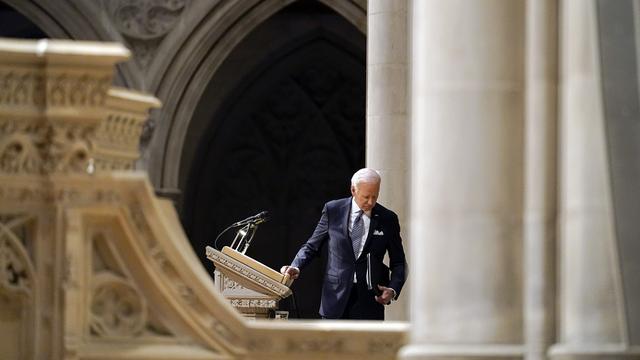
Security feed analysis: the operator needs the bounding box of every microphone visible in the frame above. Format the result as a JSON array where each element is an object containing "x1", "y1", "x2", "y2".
[{"x1": 232, "y1": 211, "x2": 269, "y2": 227}]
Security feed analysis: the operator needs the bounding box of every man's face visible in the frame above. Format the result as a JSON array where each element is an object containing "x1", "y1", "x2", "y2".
[{"x1": 351, "y1": 181, "x2": 380, "y2": 213}]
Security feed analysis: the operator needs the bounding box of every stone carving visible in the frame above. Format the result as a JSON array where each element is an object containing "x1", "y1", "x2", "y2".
[
  {"x1": 94, "y1": 88, "x2": 160, "y2": 171},
  {"x1": 0, "y1": 69, "x2": 113, "y2": 175},
  {"x1": 245, "y1": 334, "x2": 405, "y2": 357},
  {"x1": 206, "y1": 247, "x2": 291, "y2": 297},
  {"x1": 0, "y1": 215, "x2": 34, "y2": 297},
  {"x1": 90, "y1": 272, "x2": 147, "y2": 337},
  {"x1": 48, "y1": 122, "x2": 94, "y2": 173},
  {"x1": 0, "y1": 122, "x2": 93, "y2": 175},
  {"x1": 0, "y1": 215, "x2": 35, "y2": 360},
  {"x1": 0, "y1": 182, "x2": 121, "y2": 205},
  {"x1": 0, "y1": 71, "x2": 110, "y2": 108},
  {"x1": 47, "y1": 74, "x2": 111, "y2": 108},
  {"x1": 0, "y1": 122, "x2": 47, "y2": 174},
  {"x1": 223, "y1": 276, "x2": 242, "y2": 290},
  {"x1": 0, "y1": 71, "x2": 44, "y2": 107},
  {"x1": 106, "y1": 0, "x2": 191, "y2": 67},
  {"x1": 109, "y1": 0, "x2": 189, "y2": 40},
  {"x1": 125, "y1": 203, "x2": 242, "y2": 343},
  {"x1": 96, "y1": 114, "x2": 144, "y2": 152},
  {"x1": 229, "y1": 298, "x2": 276, "y2": 308}
]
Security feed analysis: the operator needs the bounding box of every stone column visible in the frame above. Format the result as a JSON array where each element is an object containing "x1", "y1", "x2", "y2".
[
  {"x1": 523, "y1": 1, "x2": 558, "y2": 359},
  {"x1": 548, "y1": 1, "x2": 633, "y2": 358},
  {"x1": 400, "y1": 1, "x2": 525, "y2": 358},
  {"x1": 366, "y1": 0, "x2": 409, "y2": 321}
]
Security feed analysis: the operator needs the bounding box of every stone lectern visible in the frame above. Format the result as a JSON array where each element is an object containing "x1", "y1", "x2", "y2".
[{"x1": 206, "y1": 246, "x2": 293, "y2": 318}]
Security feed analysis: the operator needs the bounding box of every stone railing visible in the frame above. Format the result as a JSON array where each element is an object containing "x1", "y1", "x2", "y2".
[{"x1": 0, "y1": 37, "x2": 407, "y2": 360}]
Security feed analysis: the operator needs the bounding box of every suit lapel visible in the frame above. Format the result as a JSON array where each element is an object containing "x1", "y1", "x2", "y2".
[
  {"x1": 339, "y1": 198, "x2": 353, "y2": 258},
  {"x1": 341, "y1": 198, "x2": 351, "y2": 239}
]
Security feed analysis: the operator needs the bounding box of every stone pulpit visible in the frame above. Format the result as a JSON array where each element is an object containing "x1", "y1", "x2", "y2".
[{"x1": 206, "y1": 246, "x2": 293, "y2": 319}]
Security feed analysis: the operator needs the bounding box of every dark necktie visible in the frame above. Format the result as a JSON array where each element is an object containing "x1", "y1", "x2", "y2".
[{"x1": 351, "y1": 210, "x2": 364, "y2": 257}]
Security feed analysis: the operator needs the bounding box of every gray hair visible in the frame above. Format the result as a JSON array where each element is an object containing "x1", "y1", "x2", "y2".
[{"x1": 350, "y1": 168, "x2": 381, "y2": 187}]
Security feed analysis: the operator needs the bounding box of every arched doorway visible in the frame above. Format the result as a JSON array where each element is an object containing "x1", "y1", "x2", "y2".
[
  {"x1": 182, "y1": 0, "x2": 366, "y2": 318},
  {"x1": 0, "y1": 2, "x2": 47, "y2": 39}
]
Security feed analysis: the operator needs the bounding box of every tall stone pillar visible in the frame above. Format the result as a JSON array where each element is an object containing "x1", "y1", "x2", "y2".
[
  {"x1": 523, "y1": 0, "x2": 558, "y2": 359},
  {"x1": 366, "y1": 0, "x2": 409, "y2": 321},
  {"x1": 400, "y1": 1, "x2": 525, "y2": 359},
  {"x1": 548, "y1": 1, "x2": 637, "y2": 358}
]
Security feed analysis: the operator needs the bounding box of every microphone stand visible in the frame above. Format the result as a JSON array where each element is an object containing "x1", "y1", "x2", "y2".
[
  {"x1": 229, "y1": 222, "x2": 259, "y2": 255},
  {"x1": 213, "y1": 212, "x2": 268, "y2": 252}
]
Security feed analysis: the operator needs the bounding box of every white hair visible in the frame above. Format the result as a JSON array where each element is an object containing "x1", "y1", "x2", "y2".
[{"x1": 350, "y1": 168, "x2": 381, "y2": 188}]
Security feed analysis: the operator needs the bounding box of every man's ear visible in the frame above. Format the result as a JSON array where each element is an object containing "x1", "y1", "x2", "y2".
[{"x1": 350, "y1": 185, "x2": 356, "y2": 196}]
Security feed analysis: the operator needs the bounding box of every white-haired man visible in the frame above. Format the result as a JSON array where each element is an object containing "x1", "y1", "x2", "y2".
[{"x1": 281, "y1": 168, "x2": 407, "y2": 320}]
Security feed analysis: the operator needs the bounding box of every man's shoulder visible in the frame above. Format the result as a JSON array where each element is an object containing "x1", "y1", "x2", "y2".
[
  {"x1": 325, "y1": 197, "x2": 351, "y2": 209},
  {"x1": 373, "y1": 203, "x2": 398, "y2": 219}
]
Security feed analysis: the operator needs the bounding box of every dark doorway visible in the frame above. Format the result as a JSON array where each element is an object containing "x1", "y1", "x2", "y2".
[
  {"x1": 0, "y1": 2, "x2": 48, "y2": 39},
  {"x1": 183, "y1": 1, "x2": 365, "y2": 318}
]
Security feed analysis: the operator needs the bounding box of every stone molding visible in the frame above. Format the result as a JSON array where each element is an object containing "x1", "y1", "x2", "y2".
[
  {"x1": 548, "y1": 344, "x2": 640, "y2": 359},
  {"x1": 247, "y1": 321, "x2": 408, "y2": 359},
  {"x1": 206, "y1": 246, "x2": 292, "y2": 299},
  {"x1": 399, "y1": 344, "x2": 524, "y2": 360}
]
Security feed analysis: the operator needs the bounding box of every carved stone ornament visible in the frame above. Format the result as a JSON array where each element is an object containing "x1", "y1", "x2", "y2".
[
  {"x1": 0, "y1": 215, "x2": 34, "y2": 298},
  {"x1": 106, "y1": 0, "x2": 191, "y2": 67},
  {"x1": 90, "y1": 272, "x2": 147, "y2": 337},
  {"x1": 0, "y1": 70, "x2": 113, "y2": 175},
  {"x1": 93, "y1": 87, "x2": 161, "y2": 171},
  {"x1": 0, "y1": 120, "x2": 95, "y2": 174},
  {"x1": 229, "y1": 299, "x2": 277, "y2": 309},
  {"x1": 0, "y1": 70, "x2": 111, "y2": 108},
  {"x1": 223, "y1": 276, "x2": 242, "y2": 291},
  {"x1": 206, "y1": 246, "x2": 292, "y2": 298}
]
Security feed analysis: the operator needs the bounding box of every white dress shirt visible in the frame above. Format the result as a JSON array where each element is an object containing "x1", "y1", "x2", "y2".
[{"x1": 350, "y1": 198, "x2": 370, "y2": 282}]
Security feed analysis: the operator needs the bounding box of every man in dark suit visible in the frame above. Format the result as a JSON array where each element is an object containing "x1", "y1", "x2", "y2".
[{"x1": 281, "y1": 168, "x2": 407, "y2": 320}]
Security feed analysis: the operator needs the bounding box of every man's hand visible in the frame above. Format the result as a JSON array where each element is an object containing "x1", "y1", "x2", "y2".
[
  {"x1": 375, "y1": 285, "x2": 395, "y2": 305},
  {"x1": 280, "y1": 265, "x2": 300, "y2": 280}
]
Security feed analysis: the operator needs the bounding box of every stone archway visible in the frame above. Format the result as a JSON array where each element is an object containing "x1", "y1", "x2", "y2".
[
  {"x1": 182, "y1": 1, "x2": 366, "y2": 318},
  {"x1": 145, "y1": 0, "x2": 366, "y2": 201}
]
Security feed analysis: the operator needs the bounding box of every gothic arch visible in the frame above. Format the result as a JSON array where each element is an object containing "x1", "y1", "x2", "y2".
[
  {"x1": 144, "y1": 0, "x2": 366, "y2": 198},
  {"x1": 165, "y1": 0, "x2": 365, "y2": 317}
]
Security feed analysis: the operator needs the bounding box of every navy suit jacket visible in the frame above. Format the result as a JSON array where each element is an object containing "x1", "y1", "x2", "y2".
[{"x1": 291, "y1": 197, "x2": 407, "y2": 319}]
